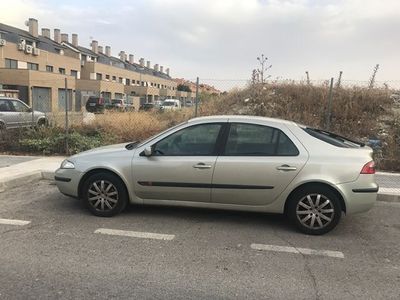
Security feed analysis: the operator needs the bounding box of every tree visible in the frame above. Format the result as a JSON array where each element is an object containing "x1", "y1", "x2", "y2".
[
  {"x1": 177, "y1": 84, "x2": 192, "y2": 92},
  {"x1": 256, "y1": 54, "x2": 272, "y2": 83}
]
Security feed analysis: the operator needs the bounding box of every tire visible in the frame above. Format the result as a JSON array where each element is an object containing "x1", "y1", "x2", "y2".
[
  {"x1": 0, "y1": 122, "x2": 5, "y2": 131},
  {"x1": 37, "y1": 119, "x2": 48, "y2": 127},
  {"x1": 82, "y1": 172, "x2": 128, "y2": 217},
  {"x1": 287, "y1": 186, "x2": 342, "y2": 235}
]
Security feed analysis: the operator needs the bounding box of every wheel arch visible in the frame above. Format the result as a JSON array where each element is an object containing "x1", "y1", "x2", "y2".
[
  {"x1": 283, "y1": 182, "x2": 346, "y2": 215},
  {"x1": 78, "y1": 168, "x2": 130, "y2": 201}
]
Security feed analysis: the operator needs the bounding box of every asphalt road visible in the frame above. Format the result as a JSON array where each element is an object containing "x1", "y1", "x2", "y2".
[{"x1": 0, "y1": 181, "x2": 399, "y2": 300}]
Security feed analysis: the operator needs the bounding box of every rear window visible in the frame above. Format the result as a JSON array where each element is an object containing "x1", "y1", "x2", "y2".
[
  {"x1": 303, "y1": 127, "x2": 364, "y2": 148},
  {"x1": 87, "y1": 97, "x2": 100, "y2": 103}
]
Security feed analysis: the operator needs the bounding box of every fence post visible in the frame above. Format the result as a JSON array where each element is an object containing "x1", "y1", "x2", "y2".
[
  {"x1": 195, "y1": 77, "x2": 199, "y2": 117},
  {"x1": 326, "y1": 77, "x2": 334, "y2": 130},
  {"x1": 65, "y1": 78, "x2": 69, "y2": 155}
]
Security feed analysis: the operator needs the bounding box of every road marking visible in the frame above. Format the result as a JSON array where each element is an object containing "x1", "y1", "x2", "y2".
[
  {"x1": 0, "y1": 218, "x2": 31, "y2": 226},
  {"x1": 94, "y1": 228, "x2": 175, "y2": 241},
  {"x1": 251, "y1": 243, "x2": 344, "y2": 259}
]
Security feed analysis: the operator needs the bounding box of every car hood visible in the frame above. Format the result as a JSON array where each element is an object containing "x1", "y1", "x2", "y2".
[{"x1": 70, "y1": 143, "x2": 133, "y2": 159}]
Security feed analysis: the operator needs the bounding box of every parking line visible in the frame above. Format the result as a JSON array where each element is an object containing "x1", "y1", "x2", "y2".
[
  {"x1": 0, "y1": 218, "x2": 31, "y2": 226},
  {"x1": 251, "y1": 243, "x2": 344, "y2": 259},
  {"x1": 94, "y1": 228, "x2": 175, "y2": 241}
]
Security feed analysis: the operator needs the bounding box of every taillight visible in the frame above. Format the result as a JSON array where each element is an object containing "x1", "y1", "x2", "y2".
[{"x1": 360, "y1": 161, "x2": 375, "y2": 174}]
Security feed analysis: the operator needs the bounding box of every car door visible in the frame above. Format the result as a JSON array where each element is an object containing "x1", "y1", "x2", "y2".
[
  {"x1": 0, "y1": 99, "x2": 20, "y2": 128},
  {"x1": 132, "y1": 122, "x2": 226, "y2": 202},
  {"x1": 10, "y1": 100, "x2": 32, "y2": 127},
  {"x1": 211, "y1": 122, "x2": 308, "y2": 206}
]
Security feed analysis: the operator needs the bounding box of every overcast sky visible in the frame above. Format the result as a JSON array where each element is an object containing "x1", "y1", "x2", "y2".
[{"x1": 1, "y1": 0, "x2": 399, "y2": 84}]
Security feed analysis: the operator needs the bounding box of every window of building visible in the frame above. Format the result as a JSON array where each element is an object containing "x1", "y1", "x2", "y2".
[
  {"x1": 59, "y1": 68, "x2": 66, "y2": 74},
  {"x1": 27, "y1": 62, "x2": 39, "y2": 70},
  {"x1": 71, "y1": 70, "x2": 78, "y2": 78},
  {"x1": 96, "y1": 73, "x2": 102, "y2": 80},
  {"x1": 105, "y1": 75, "x2": 110, "y2": 80},
  {"x1": 5, "y1": 58, "x2": 17, "y2": 69},
  {"x1": 118, "y1": 77, "x2": 123, "y2": 83},
  {"x1": 126, "y1": 79, "x2": 130, "y2": 85},
  {"x1": 46, "y1": 65, "x2": 53, "y2": 72},
  {"x1": 112, "y1": 76, "x2": 116, "y2": 81}
]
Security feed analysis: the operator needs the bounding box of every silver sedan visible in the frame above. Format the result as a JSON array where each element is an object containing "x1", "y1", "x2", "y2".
[{"x1": 55, "y1": 115, "x2": 378, "y2": 235}]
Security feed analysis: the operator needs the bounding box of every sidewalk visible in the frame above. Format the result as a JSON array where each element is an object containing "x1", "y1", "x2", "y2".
[
  {"x1": 0, "y1": 155, "x2": 399, "y2": 202},
  {"x1": 0, "y1": 155, "x2": 65, "y2": 192}
]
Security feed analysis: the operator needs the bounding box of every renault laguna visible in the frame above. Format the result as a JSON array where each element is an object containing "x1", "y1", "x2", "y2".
[{"x1": 55, "y1": 115, "x2": 378, "y2": 235}]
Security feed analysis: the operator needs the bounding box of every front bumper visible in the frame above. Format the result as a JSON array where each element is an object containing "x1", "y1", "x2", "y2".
[{"x1": 54, "y1": 168, "x2": 83, "y2": 198}]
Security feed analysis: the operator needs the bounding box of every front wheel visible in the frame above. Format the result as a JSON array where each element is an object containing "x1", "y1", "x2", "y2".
[
  {"x1": 287, "y1": 186, "x2": 342, "y2": 235},
  {"x1": 82, "y1": 172, "x2": 128, "y2": 217}
]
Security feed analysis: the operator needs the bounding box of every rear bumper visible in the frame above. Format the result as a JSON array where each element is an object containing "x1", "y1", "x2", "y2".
[{"x1": 337, "y1": 180, "x2": 378, "y2": 215}]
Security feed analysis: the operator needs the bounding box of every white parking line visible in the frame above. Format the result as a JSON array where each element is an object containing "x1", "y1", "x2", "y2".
[
  {"x1": 94, "y1": 228, "x2": 175, "y2": 241},
  {"x1": 0, "y1": 218, "x2": 31, "y2": 226},
  {"x1": 251, "y1": 243, "x2": 344, "y2": 259}
]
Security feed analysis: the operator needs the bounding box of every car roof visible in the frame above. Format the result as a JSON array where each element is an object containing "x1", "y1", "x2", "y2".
[
  {"x1": 188, "y1": 115, "x2": 298, "y2": 126},
  {"x1": 0, "y1": 97, "x2": 20, "y2": 101}
]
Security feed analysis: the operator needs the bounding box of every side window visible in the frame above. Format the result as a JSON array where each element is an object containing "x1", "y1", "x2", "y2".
[
  {"x1": 154, "y1": 124, "x2": 222, "y2": 156},
  {"x1": 0, "y1": 100, "x2": 12, "y2": 112},
  {"x1": 224, "y1": 123, "x2": 298, "y2": 156},
  {"x1": 11, "y1": 100, "x2": 29, "y2": 113}
]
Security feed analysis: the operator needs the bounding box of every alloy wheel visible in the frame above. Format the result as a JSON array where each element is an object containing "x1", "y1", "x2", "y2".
[
  {"x1": 295, "y1": 194, "x2": 335, "y2": 230},
  {"x1": 87, "y1": 180, "x2": 119, "y2": 212}
]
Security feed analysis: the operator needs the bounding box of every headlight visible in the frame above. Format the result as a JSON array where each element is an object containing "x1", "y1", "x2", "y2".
[{"x1": 61, "y1": 160, "x2": 75, "y2": 169}]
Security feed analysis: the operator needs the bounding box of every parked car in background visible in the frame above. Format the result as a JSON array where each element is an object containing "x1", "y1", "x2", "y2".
[
  {"x1": 55, "y1": 115, "x2": 378, "y2": 235},
  {"x1": 161, "y1": 99, "x2": 181, "y2": 110},
  {"x1": 185, "y1": 100, "x2": 193, "y2": 107},
  {"x1": 0, "y1": 97, "x2": 47, "y2": 129},
  {"x1": 85, "y1": 96, "x2": 111, "y2": 113},
  {"x1": 139, "y1": 103, "x2": 155, "y2": 111},
  {"x1": 108, "y1": 99, "x2": 126, "y2": 111}
]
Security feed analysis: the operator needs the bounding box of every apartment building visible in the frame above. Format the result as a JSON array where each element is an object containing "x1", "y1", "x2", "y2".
[
  {"x1": 0, "y1": 19, "x2": 79, "y2": 112},
  {"x1": 0, "y1": 18, "x2": 178, "y2": 113}
]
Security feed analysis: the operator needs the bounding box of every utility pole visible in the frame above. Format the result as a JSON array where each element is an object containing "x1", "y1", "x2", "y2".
[
  {"x1": 305, "y1": 71, "x2": 310, "y2": 85},
  {"x1": 336, "y1": 71, "x2": 343, "y2": 88},
  {"x1": 368, "y1": 64, "x2": 379, "y2": 89},
  {"x1": 65, "y1": 78, "x2": 69, "y2": 155},
  {"x1": 326, "y1": 78, "x2": 334, "y2": 130},
  {"x1": 195, "y1": 77, "x2": 199, "y2": 117}
]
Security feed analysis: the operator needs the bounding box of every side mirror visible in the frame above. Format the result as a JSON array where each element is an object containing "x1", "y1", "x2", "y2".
[{"x1": 144, "y1": 146, "x2": 153, "y2": 157}]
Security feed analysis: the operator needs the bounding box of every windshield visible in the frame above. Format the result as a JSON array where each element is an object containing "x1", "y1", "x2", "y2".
[
  {"x1": 112, "y1": 100, "x2": 122, "y2": 104},
  {"x1": 163, "y1": 101, "x2": 175, "y2": 106}
]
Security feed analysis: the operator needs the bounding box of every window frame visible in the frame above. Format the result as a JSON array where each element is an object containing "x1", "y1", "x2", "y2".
[
  {"x1": 46, "y1": 65, "x2": 54, "y2": 72},
  {"x1": 27, "y1": 62, "x2": 39, "y2": 70},
  {"x1": 5, "y1": 58, "x2": 18, "y2": 69},
  {"x1": 220, "y1": 122, "x2": 299, "y2": 157},
  {"x1": 150, "y1": 122, "x2": 227, "y2": 157}
]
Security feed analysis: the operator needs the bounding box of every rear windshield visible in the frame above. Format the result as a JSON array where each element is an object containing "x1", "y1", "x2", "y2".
[
  {"x1": 302, "y1": 127, "x2": 364, "y2": 148},
  {"x1": 87, "y1": 97, "x2": 99, "y2": 102}
]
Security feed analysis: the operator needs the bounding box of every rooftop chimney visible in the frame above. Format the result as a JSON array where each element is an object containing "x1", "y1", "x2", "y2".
[
  {"x1": 129, "y1": 54, "x2": 134, "y2": 64},
  {"x1": 54, "y1": 29, "x2": 61, "y2": 43},
  {"x1": 105, "y1": 46, "x2": 111, "y2": 57},
  {"x1": 166, "y1": 68, "x2": 170, "y2": 76},
  {"x1": 160, "y1": 66, "x2": 164, "y2": 73},
  {"x1": 154, "y1": 64, "x2": 159, "y2": 72},
  {"x1": 119, "y1": 51, "x2": 126, "y2": 61},
  {"x1": 27, "y1": 18, "x2": 38, "y2": 38},
  {"x1": 146, "y1": 61, "x2": 151, "y2": 68},
  {"x1": 91, "y1": 40, "x2": 98, "y2": 54},
  {"x1": 72, "y1": 33, "x2": 78, "y2": 47},
  {"x1": 139, "y1": 58, "x2": 145, "y2": 67},
  {"x1": 41, "y1": 28, "x2": 50, "y2": 39},
  {"x1": 61, "y1": 33, "x2": 69, "y2": 43}
]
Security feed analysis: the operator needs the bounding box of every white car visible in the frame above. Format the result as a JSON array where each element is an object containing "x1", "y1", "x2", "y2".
[{"x1": 161, "y1": 99, "x2": 181, "y2": 110}]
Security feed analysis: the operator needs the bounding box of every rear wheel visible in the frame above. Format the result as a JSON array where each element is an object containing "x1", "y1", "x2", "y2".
[
  {"x1": 82, "y1": 172, "x2": 128, "y2": 217},
  {"x1": 0, "y1": 122, "x2": 5, "y2": 131},
  {"x1": 287, "y1": 186, "x2": 342, "y2": 235}
]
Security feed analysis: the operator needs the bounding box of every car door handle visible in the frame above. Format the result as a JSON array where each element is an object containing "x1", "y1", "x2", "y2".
[
  {"x1": 193, "y1": 163, "x2": 212, "y2": 169},
  {"x1": 276, "y1": 165, "x2": 297, "y2": 171}
]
